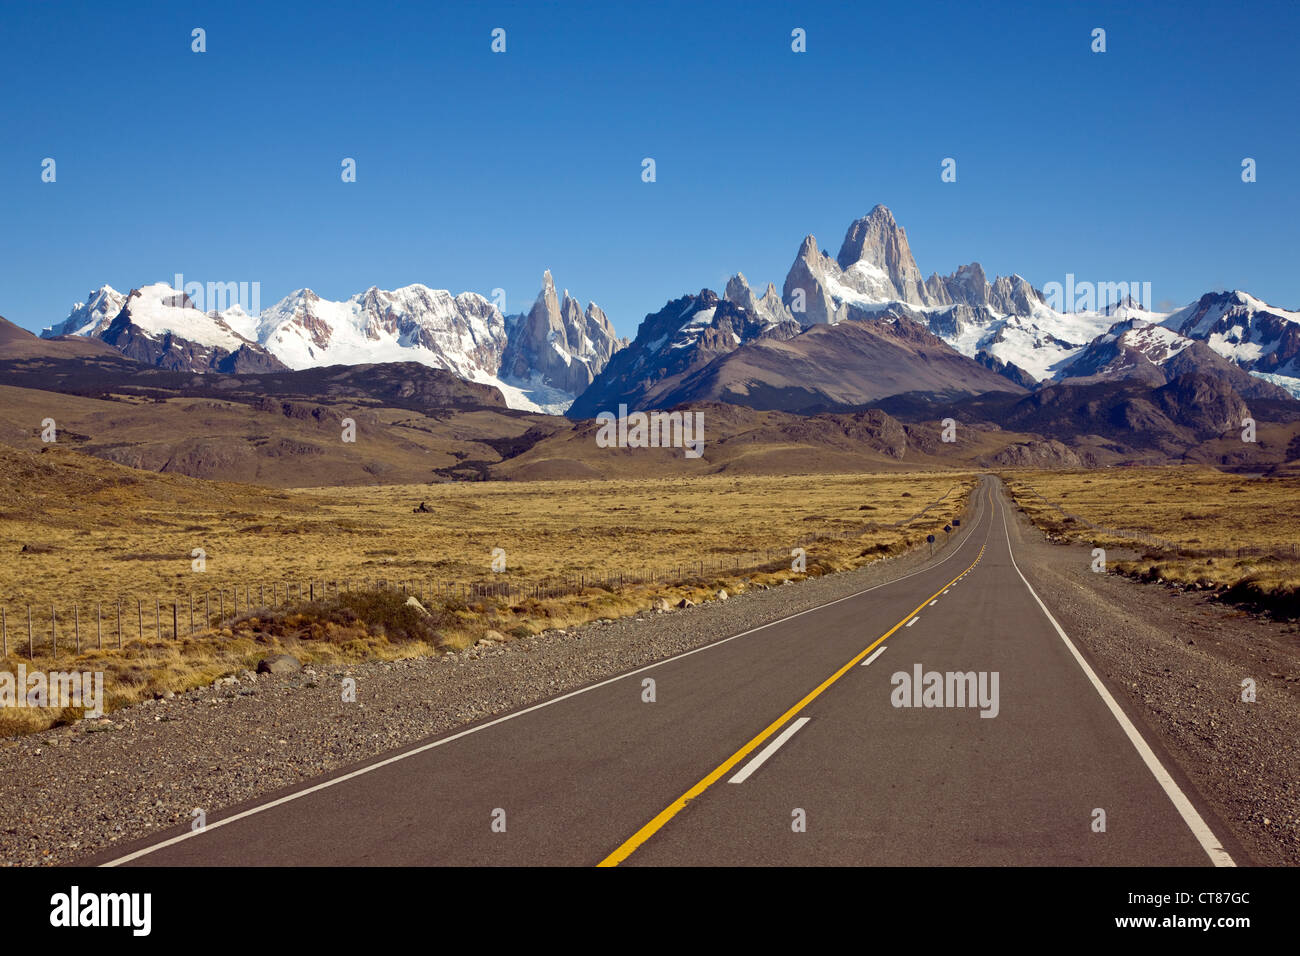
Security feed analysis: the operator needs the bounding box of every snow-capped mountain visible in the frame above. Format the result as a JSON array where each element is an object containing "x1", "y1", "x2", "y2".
[
  {"x1": 256, "y1": 284, "x2": 506, "y2": 382},
  {"x1": 780, "y1": 205, "x2": 1121, "y2": 382},
  {"x1": 45, "y1": 283, "x2": 285, "y2": 373},
  {"x1": 1061, "y1": 318, "x2": 1193, "y2": 382},
  {"x1": 46, "y1": 286, "x2": 128, "y2": 338},
  {"x1": 568, "y1": 283, "x2": 806, "y2": 417},
  {"x1": 45, "y1": 275, "x2": 625, "y2": 412},
  {"x1": 1054, "y1": 316, "x2": 1292, "y2": 400},
  {"x1": 1159, "y1": 291, "x2": 1300, "y2": 381}
]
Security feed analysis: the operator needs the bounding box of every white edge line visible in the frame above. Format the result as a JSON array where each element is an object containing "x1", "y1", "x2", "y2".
[
  {"x1": 101, "y1": 482, "x2": 993, "y2": 866},
  {"x1": 728, "y1": 717, "x2": 811, "y2": 784},
  {"x1": 860, "y1": 645, "x2": 888, "y2": 667},
  {"x1": 997, "y1": 484, "x2": 1236, "y2": 867}
]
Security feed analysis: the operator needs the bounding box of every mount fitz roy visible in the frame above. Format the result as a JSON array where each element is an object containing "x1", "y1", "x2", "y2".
[
  {"x1": 571, "y1": 204, "x2": 1299, "y2": 417},
  {"x1": 44, "y1": 273, "x2": 627, "y2": 414}
]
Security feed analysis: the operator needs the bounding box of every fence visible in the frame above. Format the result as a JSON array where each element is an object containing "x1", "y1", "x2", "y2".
[{"x1": 1, "y1": 484, "x2": 969, "y2": 660}]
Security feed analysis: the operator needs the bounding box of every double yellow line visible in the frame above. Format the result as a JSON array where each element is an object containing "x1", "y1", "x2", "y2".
[{"x1": 597, "y1": 543, "x2": 986, "y2": 866}]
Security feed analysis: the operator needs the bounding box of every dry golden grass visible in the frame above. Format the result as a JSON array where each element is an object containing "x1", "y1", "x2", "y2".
[
  {"x1": 1002, "y1": 467, "x2": 1300, "y2": 615},
  {"x1": 0, "y1": 445, "x2": 976, "y2": 732}
]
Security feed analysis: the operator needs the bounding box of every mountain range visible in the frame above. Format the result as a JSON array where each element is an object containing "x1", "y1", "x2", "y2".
[
  {"x1": 30, "y1": 205, "x2": 1300, "y2": 422},
  {"x1": 5, "y1": 309, "x2": 1300, "y2": 482},
  {"x1": 43, "y1": 273, "x2": 627, "y2": 414},
  {"x1": 572, "y1": 205, "x2": 1299, "y2": 417}
]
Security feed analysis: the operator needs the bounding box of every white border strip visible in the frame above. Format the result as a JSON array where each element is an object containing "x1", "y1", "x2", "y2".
[
  {"x1": 997, "y1": 485, "x2": 1235, "y2": 867},
  {"x1": 101, "y1": 482, "x2": 993, "y2": 866}
]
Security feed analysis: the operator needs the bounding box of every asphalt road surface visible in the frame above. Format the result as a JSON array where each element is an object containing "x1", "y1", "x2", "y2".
[{"x1": 93, "y1": 476, "x2": 1238, "y2": 867}]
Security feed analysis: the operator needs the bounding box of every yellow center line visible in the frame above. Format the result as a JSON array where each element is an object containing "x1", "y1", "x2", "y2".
[{"x1": 597, "y1": 543, "x2": 986, "y2": 867}]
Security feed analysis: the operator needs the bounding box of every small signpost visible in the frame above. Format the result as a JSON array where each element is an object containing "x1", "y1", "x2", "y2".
[{"x1": 927, "y1": 533, "x2": 936, "y2": 556}]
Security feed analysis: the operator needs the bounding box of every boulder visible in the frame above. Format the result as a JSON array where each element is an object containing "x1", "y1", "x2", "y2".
[{"x1": 256, "y1": 654, "x2": 302, "y2": 676}]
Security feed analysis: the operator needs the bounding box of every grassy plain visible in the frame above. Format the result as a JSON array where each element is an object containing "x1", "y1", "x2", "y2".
[{"x1": 0, "y1": 445, "x2": 975, "y2": 732}]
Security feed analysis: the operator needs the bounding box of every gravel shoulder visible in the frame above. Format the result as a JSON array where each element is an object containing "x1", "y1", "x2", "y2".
[
  {"x1": 1004, "y1": 494, "x2": 1300, "y2": 867},
  {"x1": 1, "y1": 512, "x2": 982, "y2": 867}
]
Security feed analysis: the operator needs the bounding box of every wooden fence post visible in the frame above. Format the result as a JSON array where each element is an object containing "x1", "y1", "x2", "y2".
[
  {"x1": 138, "y1": 598, "x2": 143, "y2": 640},
  {"x1": 28, "y1": 606, "x2": 33, "y2": 659},
  {"x1": 172, "y1": 603, "x2": 178, "y2": 640},
  {"x1": 74, "y1": 603, "x2": 80, "y2": 653},
  {"x1": 51, "y1": 605, "x2": 57, "y2": 658},
  {"x1": 97, "y1": 603, "x2": 102, "y2": 650},
  {"x1": 1, "y1": 607, "x2": 6, "y2": 658},
  {"x1": 116, "y1": 598, "x2": 122, "y2": 650}
]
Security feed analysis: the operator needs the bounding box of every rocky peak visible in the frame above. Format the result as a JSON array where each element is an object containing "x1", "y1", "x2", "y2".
[
  {"x1": 782, "y1": 235, "x2": 842, "y2": 325},
  {"x1": 835, "y1": 205, "x2": 928, "y2": 302},
  {"x1": 42, "y1": 285, "x2": 127, "y2": 338},
  {"x1": 724, "y1": 273, "x2": 758, "y2": 313},
  {"x1": 499, "y1": 271, "x2": 625, "y2": 399}
]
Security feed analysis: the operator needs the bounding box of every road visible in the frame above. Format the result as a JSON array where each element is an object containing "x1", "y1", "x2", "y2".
[{"x1": 93, "y1": 476, "x2": 1238, "y2": 867}]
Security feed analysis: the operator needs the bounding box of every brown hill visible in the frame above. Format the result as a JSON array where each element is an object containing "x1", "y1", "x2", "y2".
[
  {"x1": 491, "y1": 402, "x2": 1029, "y2": 480},
  {"x1": 0, "y1": 382, "x2": 561, "y2": 487},
  {"x1": 0, "y1": 314, "x2": 127, "y2": 361},
  {"x1": 646, "y1": 316, "x2": 1025, "y2": 413}
]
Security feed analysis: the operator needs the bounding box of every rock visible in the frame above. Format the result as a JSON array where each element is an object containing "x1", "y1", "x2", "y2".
[
  {"x1": 651, "y1": 597, "x2": 671, "y2": 612},
  {"x1": 676, "y1": 598, "x2": 695, "y2": 609},
  {"x1": 716, "y1": 590, "x2": 729, "y2": 600},
  {"x1": 256, "y1": 654, "x2": 302, "y2": 675},
  {"x1": 477, "y1": 629, "x2": 505, "y2": 645},
  {"x1": 405, "y1": 596, "x2": 431, "y2": 616}
]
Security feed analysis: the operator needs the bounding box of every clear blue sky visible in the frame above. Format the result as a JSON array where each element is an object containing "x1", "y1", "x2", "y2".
[{"x1": 2, "y1": 0, "x2": 1296, "y2": 336}]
